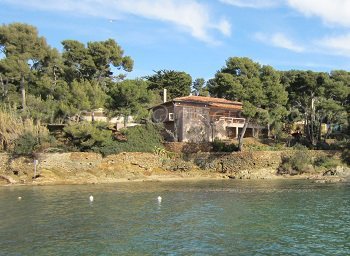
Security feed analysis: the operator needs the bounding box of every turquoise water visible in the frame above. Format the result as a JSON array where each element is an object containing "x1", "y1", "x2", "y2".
[{"x1": 0, "y1": 180, "x2": 349, "y2": 255}]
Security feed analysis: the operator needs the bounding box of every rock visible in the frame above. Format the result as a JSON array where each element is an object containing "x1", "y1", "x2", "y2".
[
  {"x1": 323, "y1": 169, "x2": 337, "y2": 176},
  {"x1": 0, "y1": 175, "x2": 16, "y2": 184},
  {"x1": 336, "y1": 166, "x2": 350, "y2": 177}
]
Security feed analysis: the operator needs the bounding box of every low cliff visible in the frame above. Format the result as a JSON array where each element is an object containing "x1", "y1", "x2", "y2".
[{"x1": 0, "y1": 150, "x2": 349, "y2": 185}]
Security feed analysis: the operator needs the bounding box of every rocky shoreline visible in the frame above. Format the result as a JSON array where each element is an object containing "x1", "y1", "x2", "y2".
[{"x1": 0, "y1": 151, "x2": 349, "y2": 186}]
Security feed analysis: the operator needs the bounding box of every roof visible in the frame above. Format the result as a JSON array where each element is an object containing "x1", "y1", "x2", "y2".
[
  {"x1": 209, "y1": 103, "x2": 242, "y2": 110},
  {"x1": 173, "y1": 96, "x2": 242, "y2": 105}
]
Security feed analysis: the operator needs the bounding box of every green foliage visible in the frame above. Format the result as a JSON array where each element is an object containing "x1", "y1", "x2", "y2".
[
  {"x1": 0, "y1": 23, "x2": 54, "y2": 110},
  {"x1": 244, "y1": 143, "x2": 286, "y2": 151},
  {"x1": 208, "y1": 57, "x2": 289, "y2": 151},
  {"x1": 107, "y1": 79, "x2": 155, "y2": 121},
  {"x1": 12, "y1": 133, "x2": 38, "y2": 155},
  {"x1": 0, "y1": 107, "x2": 52, "y2": 152},
  {"x1": 281, "y1": 70, "x2": 349, "y2": 146},
  {"x1": 62, "y1": 39, "x2": 133, "y2": 82},
  {"x1": 289, "y1": 137, "x2": 313, "y2": 149},
  {"x1": 192, "y1": 78, "x2": 209, "y2": 96},
  {"x1": 113, "y1": 123, "x2": 164, "y2": 153},
  {"x1": 1, "y1": 21, "x2": 349, "y2": 152},
  {"x1": 63, "y1": 122, "x2": 112, "y2": 152},
  {"x1": 153, "y1": 146, "x2": 175, "y2": 160},
  {"x1": 342, "y1": 149, "x2": 350, "y2": 165},
  {"x1": 63, "y1": 122, "x2": 163, "y2": 156},
  {"x1": 12, "y1": 130, "x2": 54, "y2": 156},
  {"x1": 146, "y1": 70, "x2": 192, "y2": 100},
  {"x1": 212, "y1": 139, "x2": 238, "y2": 152},
  {"x1": 278, "y1": 147, "x2": 312, "y2": 175},
  {"x1": 291, "y1": 143, "x2": 309, "y2": 151},
  {"x1": 97, "y1": 123, "x2": 164, "y2": 156},
  {"x1": 313, "y1": 155, "x2": 340, "y2": 169}
]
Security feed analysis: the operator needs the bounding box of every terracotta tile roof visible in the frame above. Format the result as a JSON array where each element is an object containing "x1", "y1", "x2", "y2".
[
  {"x1": 209, "y1": 103, "x2": 242, "y2": 110},
  {"x1": 173, "y1": 96, "x2": 242, "y2": 105}
]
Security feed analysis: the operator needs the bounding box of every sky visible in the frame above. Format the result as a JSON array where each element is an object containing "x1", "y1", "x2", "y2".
[{"x1": 1, "y1": 0, "x2": 350, "y2": 81}]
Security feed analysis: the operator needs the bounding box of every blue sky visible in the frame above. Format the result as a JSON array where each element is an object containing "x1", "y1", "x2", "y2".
[{"x1": 1, "y1": 0, "x2": 350, "y2": 81}]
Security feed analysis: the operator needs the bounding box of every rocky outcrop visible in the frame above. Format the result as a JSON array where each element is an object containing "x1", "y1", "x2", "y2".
[{"x1": 0, "y1": 150, "x2": 347, "y2": 185}]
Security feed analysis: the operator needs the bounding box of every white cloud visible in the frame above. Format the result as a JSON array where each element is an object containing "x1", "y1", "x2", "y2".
[
  {"x1": 1, "y1": 0, "x2": 230, "y2": 44},
  {"x1": 287, "y1": 1, "x2": 350, "y2": 56},
  {"x1": 255, "y1": 32, "x2": 304, "y2": 52},
  {"x1": 317, "y1": 34, "x2": 350, "y2": 56},
  {"x1": 287, "y1": 0, "x2": 350, "y2": 27},
  {"x1": 219, "y1": 0, "x2": 282, "y2": 8},
  {"x1": 215, "y1": 18, "x2": 232, "y2": 37}
]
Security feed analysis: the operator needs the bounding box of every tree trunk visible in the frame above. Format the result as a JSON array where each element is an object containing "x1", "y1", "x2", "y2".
[
  {"x1": 91, "y1": 111, "x2": 95, "y2": 123},
  {"x1": 123, "y1": 114, "x2": 128, "y2": 128},
  {"x1": 317, "y1": 118, "x2": 322, "y2": 142},
  {"x1": 53, "y1": 65, "x2": 58, "y2": 87},
  {"x1": 324, "y1": 122, "x2": 331, "y2": 140},
  {"x1": 20, "y1": 75, "x2": 26, "y2": 110},
  {"x1": 0, "y1": 74, "x2": 4, "y2": 97},
  {"x1": 267, "y1": 123, "x2": 270, "y2": 138},
  {"x1": 238, "y1": 117, "x2": 250, "y2": 151}
]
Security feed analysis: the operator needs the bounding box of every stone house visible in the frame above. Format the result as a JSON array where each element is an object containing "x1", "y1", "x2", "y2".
[{"x1": 151, "y1": 95, "x2": 262, "y2": 142}]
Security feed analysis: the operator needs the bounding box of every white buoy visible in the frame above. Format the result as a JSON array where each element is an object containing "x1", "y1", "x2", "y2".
[
  {"x1": 157, "y1": 196, "x2": 162, "y2": 203},
  {"x1": 89, "y1": 195, "x2": 94, "y2": 202},
  {"x1": 18, "y1": 196, "x2": 22, "y2": 200}
]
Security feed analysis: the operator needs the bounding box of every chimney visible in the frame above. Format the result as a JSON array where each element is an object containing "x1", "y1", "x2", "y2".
[{"x1": 163, "y1": 88, "x2": 167, "y2": 103}]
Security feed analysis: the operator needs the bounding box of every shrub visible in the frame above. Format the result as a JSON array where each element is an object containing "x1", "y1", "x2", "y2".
[
  {"x1": 313, "y1": 155, "x2": 339, "y2": 169},
  {"x1": 278, "y1": 147, "x2": 312, "y2": 175},
  {"x1": 0, "y1": 107, "x2": 52, "y2": 154},
  {"x1": 63, "y1": 122, "x2": 164, "y2": 156},
  {"x1": 0, "y1": 108, "x2": 22, "y2": 151},
  {"x1": 97, "y1": 123, "x2": 164, "y2": 156},
  {"x1": 212, "y1": 139, "x2": 238, "y2": 152},
  {"x1": 12, "y1": 133, "x2": 38, "y2": 156},
  {"x1": 63, "y1": 122, "x2": 113, "y2": 152},
  {"x1": 289, "y1": 137, "x2": 313, "y2": 149}
]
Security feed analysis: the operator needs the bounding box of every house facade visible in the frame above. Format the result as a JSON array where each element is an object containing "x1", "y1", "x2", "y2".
[{"x1": 151, "y1": 96, "x2": 262, "y2": 142}]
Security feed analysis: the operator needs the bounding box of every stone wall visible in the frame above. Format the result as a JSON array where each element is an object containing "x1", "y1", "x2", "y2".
[{"x1": 164, "y1": 142, "x2": 212, "y2": 153}]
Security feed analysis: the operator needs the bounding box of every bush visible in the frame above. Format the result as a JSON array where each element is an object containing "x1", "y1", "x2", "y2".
[
  {"x1": 313, "y1": 155, "x2": 339, "y2": 169},
  {"x1": 212, "y1": 139, "x2": 238, "y2": 152},
  {"x1": 0, "y1": 107, "x2": 51, "y2": 153},
  {"x1": 63, "y1": 122, "x2": 113, "y2": 152},
  {"x1": 289, "y1": 137, "x2": 313, "y2": 149},
  {"x1": 278, "y1": 147, "x2": 312, "y2": 175},
  {"x1": 12, "y1": 133, "x2": 38, "y2": 156},
  {"x1": 97, "y1": 123, "x2": 164, "y2": 156},
  {"x1": 12, "y1": 131, "x2": 55, "y2": 156},
  {"x1": 63, "y1": 122, "x2": 164, "y2": 156}
]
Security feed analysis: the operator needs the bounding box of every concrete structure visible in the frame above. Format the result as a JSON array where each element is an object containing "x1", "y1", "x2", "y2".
[
  {"x1": 81, "y1": 108, "x2": 139, "y2": 130},
  {"x1": 151, "y1": 96, "x2": 263, "y2": 142}
]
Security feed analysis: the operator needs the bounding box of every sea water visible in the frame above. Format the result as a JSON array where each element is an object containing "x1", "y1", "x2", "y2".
[{"x1": 0, "y1": 180, "x2": 349, "y2": 255}]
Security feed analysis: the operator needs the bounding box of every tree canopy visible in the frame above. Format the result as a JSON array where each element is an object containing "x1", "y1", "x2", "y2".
[
  {"x1": 208, "y1": 57, "x2": 288, "y2": 150},
  {"x1": 0, "y1": 22, "x2": 349, "y2": 153},
  {"x1": 0, "y1": 22, "x2": 136, "y2": 124},
  {"x1": 146, "y1": 70, "x2": 192, "y2": 100}
]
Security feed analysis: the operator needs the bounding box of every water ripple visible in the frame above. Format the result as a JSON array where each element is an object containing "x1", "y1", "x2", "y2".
[{"x1": 0, "y1": 180, "x2": 349, "y2": 255}]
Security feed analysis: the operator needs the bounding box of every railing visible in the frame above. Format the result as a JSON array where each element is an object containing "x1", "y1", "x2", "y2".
[{"x1": 217, "y1": 117, "x2": 245, "y2": 124}]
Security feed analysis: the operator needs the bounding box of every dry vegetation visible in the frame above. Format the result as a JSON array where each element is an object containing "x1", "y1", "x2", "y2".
[{"x1": 0, "y1": 108, "x2": 49, "y2": 151}]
